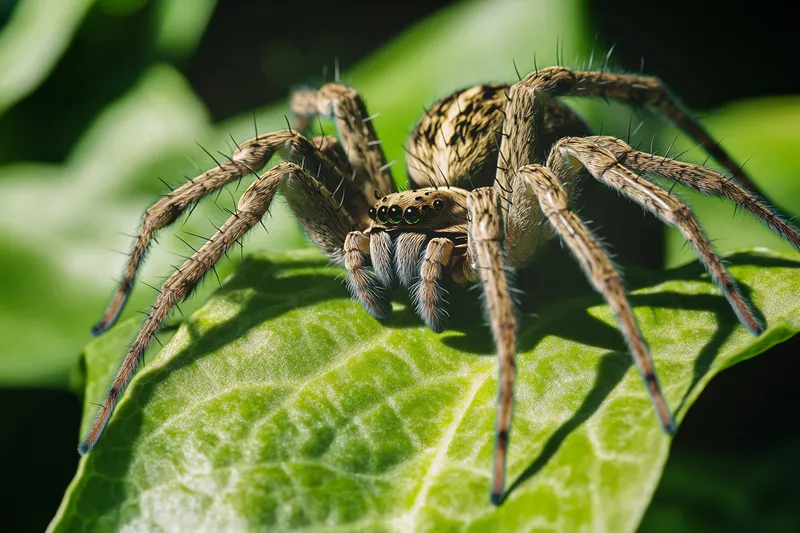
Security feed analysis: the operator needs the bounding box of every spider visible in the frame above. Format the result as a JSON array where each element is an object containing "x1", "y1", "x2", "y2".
[{"x1": 80, "y1": 65, "x2": 800, "y2": 505}]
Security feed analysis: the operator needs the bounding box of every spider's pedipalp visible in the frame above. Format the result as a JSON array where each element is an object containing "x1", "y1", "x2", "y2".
[
  {"x1": 394, "y1": 232, "x2": 428, "y2": 288},
  {"x1": 519, "y1": 165, "x2": 675, "y2": 431},
  {"x1": 587, "y1": 135, "x2": 800, "y2": 251},
  {"x1": 369, "y1": 230, "x2": 396, "y2": 288},
  {"x1": 552, "y1": 137, "x2": 764, "y2": 335},
  {"x1": 344, "y1": 230, "x2": 391, "y2": 319},
  {"x1": 465, "y1": 187, "x2": 517, "y2": 506},
  {"x1": 412, "y1": 237, "x2": 454, "y2": 332}
]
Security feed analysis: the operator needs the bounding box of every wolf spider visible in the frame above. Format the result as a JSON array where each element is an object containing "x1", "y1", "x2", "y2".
[{"x1": 81, "y1": 65, "x2": 800, "y2": 505}]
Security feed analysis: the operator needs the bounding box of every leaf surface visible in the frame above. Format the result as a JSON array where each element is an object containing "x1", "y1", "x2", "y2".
[{"x1": 50, "y1": 248, "x2": 800, "y2": 532}]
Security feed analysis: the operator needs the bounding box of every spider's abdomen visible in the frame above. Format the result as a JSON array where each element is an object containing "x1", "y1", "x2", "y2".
[{"x1": 406, "y1": 83, "x2": 591, "y2": 190}]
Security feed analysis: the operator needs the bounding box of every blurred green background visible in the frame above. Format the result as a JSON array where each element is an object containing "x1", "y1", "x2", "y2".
[{"x1": 0, "y1": 0, "x2": 798, "y2": 531}]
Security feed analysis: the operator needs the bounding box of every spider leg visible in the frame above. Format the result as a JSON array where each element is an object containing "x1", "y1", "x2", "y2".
[
  {"x1": 464, "y1": 187, "x2": 517, "y2": 505},
  {"x1": 411, "y1": 237, "x2": 454, "y2": 333},
  {"x1": 92, "y1": 131, "x2": 291, "y2": 335},
  {"x1": 291, "y1": 83, "x2": 397, "y2": 203},
  {"x1": 345, "y1": 230, "x2": 391, "y2": 319},
  {"x1": 92, "y1": 131, "x2": 356, "y2": 336},
  {"x1": 588, "y1": 135, "x2": 800, "y2": 250},
  {"x1": 369, "y1": 230, "x2": 396, "y2": 288},
  {"x1": 549, "y1": 137, "x2": 764, "y2": 335},
  {"x1": 80, "y1": 160, "x2": 356, "y2": 455},
  {"x1": 519, "y1": 164, "x2": 675, "y2": 430},
  {"x1": 505, "y1": 66, "x2": 761, "y2": 193}
]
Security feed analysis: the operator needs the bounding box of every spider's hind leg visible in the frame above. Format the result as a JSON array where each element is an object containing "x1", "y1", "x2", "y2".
[
  {"x1": 549, "y1": 136, "x2": 765, "y2": 335},
  {"x1": 587, "y1": 135, "x2": 800, "y2": 251}
]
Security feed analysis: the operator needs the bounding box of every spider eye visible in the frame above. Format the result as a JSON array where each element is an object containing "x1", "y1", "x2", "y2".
[
  {"x1": 433, "y1": 199, "x2": 444, "y2": 210},
  {"x1": 377, "y1": 205, "x2": 389, "y2": 224},
  {"x1": 388, "y1": 205, "x2": 403, "y2": 224},
  {"x1": 404, "y1": 206, "x2": 421, "y2": 224},
  {"x1": 368, "y1": 207, "x2": 377, "y2": 220}
]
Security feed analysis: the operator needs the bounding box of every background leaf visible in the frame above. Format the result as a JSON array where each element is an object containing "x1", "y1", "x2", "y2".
[{"x1": 50, "y1": 248, "x2": 800, "y2": 531}]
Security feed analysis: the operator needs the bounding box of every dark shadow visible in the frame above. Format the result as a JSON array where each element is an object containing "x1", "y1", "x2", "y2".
[
  {"x1": 506, "y1": 351, "x2": 632, "y2": 496},
  {"x1": 627, "y1": 291, "x2": 739, "y2": 418}
]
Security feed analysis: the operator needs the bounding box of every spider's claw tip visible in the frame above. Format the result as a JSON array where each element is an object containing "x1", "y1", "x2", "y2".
[
  {"x1": 90, "y1": 322, "x2": 109, "y2": 337},
  {"x1": 77, "y1": 441, "x2": 92, "y2": 456},
  {"x1": 747, "y1": 321, "x2": 765, "y2": 337},
  {"x1": 490, "y1": 490, "x2": 504, "y2": 506},
  {"x1": 660, "y1": 416, "x2": 677, "y2": 435}
]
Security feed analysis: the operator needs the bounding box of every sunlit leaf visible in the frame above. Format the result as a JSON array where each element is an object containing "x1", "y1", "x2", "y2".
[{"x1": 50, "y1": 248, "x2": 800, "y2": 532}]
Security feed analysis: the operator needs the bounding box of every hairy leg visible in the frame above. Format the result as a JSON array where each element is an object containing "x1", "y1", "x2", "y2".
[
  {"x1": 291, "y1": 83, "x2": 397, "y2": 205},
  {"x1": 502, "y1": 66, "x2": 761, "y2": 191},
  {"x1": 519, "y1": 164, "x2": 675, "y2": 430},
  {"x1": 550, "y1": 137, "x2": 763, "y2": 335},
  {"x1": 93, "y1": 131, "x2": 356, "y2": 335},
  {"x1": 80, "y1": 160, "x2": 356, "y2": 455},
  {"x1": 493, "y1": 66, "x2": 773, "y2": 267},
  {"x1": 588, "y1": 135, "x2": 800, "y2": 250},
  {"x1": 465, "y1": 187, "x2": 517, "y2": 505}
]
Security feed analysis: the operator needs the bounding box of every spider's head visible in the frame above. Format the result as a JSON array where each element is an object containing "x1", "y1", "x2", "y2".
[{"x1": 367, "y1": 188, "x2": 468, "y2": 234}]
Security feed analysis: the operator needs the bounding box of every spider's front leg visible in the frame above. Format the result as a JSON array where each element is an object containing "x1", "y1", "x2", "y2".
[
  {"x1": 91, "y1": 130, "x2": 297, "y2": 335},
  {"x1": 94, "y1": 81, "x2": 397, "y2": 336},
  {"x1": 463, "y1": 187, "x2": 518, "y2": 505},
  {"x1": 80, "y1": 156, "x2": 361, "y2": 455}
]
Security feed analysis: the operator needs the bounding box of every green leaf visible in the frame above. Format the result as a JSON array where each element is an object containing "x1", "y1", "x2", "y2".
[
  {"x1": 0, "y1": 0, "x2": 97, "y2": 118},
  {"x1": 50, "y1": 248, "x2": 800, "y2": 532}
]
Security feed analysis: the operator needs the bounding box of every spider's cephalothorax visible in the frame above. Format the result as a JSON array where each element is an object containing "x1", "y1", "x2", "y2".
[{"x1": 83, "y1": 66, "x2": 800, "y2": 505}]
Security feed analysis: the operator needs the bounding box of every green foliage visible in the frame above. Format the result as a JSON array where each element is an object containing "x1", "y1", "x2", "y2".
[{"x1": 50, "y1": 249, "x2": 800, "y2": 531}]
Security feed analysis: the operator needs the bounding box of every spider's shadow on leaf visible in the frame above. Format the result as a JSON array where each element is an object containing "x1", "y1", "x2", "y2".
[{"x1": 437, "y1": 248, "x2": 799, "y2": 500}]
